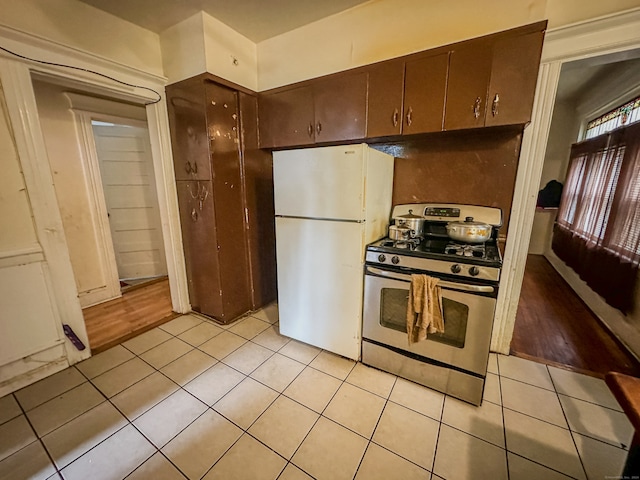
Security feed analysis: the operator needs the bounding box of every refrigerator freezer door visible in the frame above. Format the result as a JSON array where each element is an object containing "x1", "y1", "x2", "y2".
[
  {"x1": 276, "y1": 217, "x2": 365, "y2": 360},
  {"x1": 273, "y1": 145, "x2": 366, "y2": 221}
]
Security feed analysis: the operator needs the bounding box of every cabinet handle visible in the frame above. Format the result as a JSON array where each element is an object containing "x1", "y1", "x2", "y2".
[
  {"x1": 185, "y1": 161, "x2": 192, "y2": 174},
  {"x1": 392, "y1": 108, "x2": 399, "y2": 127},
  {"x1": 473, "y1": 97, "x2": 482, "y2": 119},
  {"x1": 491, "y1": 93, "x2": 499, "y2": 117},
  {"x1": 406, "y1": 107, "x2": 413, "y2": 126},
  {"x1": 307, "y1": 123, "x2": 313, "y2": 137},
  {"x1": 316, "y1": 122, "x2": 322, "y2": 135},
  {"x1": 192, "y1": 161, "x2": 198, "y2": 174},
  {"x1": 191, "y1": 208, "x2": 198, "y2": 222}
]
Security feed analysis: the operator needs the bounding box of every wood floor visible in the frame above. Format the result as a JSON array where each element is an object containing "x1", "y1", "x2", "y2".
[
  {"x1": 83, "y1": 277, "x2": 178, "y2": 353},
  {"x1": 511, "y1": 254, "x2": 640, "y2": 378}
]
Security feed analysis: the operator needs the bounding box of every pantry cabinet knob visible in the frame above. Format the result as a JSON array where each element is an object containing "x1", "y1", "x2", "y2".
[
  {"x1": 491, "y1": 93, "x2": 500, "y2": 117},
  {"x1": 473, "y1": 97, "x2": 482, "y2": 119}
]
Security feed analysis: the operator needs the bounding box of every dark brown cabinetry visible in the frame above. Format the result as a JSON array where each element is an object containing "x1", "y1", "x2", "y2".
[
  {"x1": 367, "y1": 53, "x2": 448, "y2": 138},
  {"x1": 444, "y1": 39, "x2": 493, "y2": 131},
  {"x1": 367, "y1": 59, "x2": 404, "y2": 138},
  {"x1": 258, "y1": 71, "x2": 367, "y2": 148},
  {"x1": 444, "y1": 29, "x2": 545, "y2": 131},
  {"x1": 258, "y1": 21, "x2": 546, "y2": 148},
  {"x1": 402, "y1": 53, "x2": 449, "y2": 135},
  {"x1": 167, "y1": 75, "x2": 276, "y2": 323},
  {"x1": 484, "y1": 30, "x2": 545, "y2": 127}
]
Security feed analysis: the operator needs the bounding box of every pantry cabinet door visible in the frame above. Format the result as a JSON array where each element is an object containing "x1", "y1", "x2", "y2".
[{"x1": 166, "y1": 83, "x2": 211, "y2": 181}]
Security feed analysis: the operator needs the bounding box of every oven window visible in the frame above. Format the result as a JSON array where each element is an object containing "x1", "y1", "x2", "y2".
[{"x1": 379, "y1": 288, "x2": 468, "y2": 348}]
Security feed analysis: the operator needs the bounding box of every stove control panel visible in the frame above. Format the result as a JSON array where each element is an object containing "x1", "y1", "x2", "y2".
[{"x1": 365, "y1": 251, "x2": 500, "y2": 282}]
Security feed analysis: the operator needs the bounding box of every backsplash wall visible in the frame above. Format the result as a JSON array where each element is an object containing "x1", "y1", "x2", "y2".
[{"x1": 376, "y1": 127, "x2": 524, "y2": 237}]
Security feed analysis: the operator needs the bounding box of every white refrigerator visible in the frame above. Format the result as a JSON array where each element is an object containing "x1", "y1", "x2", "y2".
[{"x1": 273, "y1": 144, "x2": 394, "y2": 360}]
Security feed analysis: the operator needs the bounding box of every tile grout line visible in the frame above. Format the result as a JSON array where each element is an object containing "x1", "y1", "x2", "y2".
[
  {"x1": 10, "y1": 391, "x2": 64, "y2": 479},
  {"x1": 548, "y1": 364, "x2": 590, "y2": 480},
  {"x1": 428, "y1": 382, "x2": 447, "y2": 477}
]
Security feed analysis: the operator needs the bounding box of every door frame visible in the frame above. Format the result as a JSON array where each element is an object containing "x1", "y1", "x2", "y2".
[
  {"x1": 68, "y1": 94, "x2": 166, "y2": 307},
  {"x1": 0, "y1": 25, "x2": 191, "y2": 363},
  {"x1": 491, "y1": 7, "x2": 640, "y2": 353}
]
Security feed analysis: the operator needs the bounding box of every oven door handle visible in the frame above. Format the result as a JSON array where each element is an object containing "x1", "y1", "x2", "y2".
[{"x1": 366, "y1": 266, "x2": 496, "y2": 293}]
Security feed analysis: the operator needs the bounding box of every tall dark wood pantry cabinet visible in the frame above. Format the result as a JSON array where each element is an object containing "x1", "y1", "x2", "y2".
[{"x1": 167, "y1": 75, "x2": 276, "y2": 324}]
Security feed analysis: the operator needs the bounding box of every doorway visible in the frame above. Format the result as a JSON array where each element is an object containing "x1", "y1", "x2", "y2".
[
  {"x1": 31, "y1": 78, "x2": 176, "y2": 350},
  {"x1": 92, "y1": 120, "x2": 168, "y2": 291},
  {"x1": 510, "y1": 52, "x2": 640, "y2": 376}
]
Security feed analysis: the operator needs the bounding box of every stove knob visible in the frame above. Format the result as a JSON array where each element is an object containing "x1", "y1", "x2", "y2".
[
  {"x1": 451, "y1": 264, "x2": 461, "y2": 274},
  {"x1": 469, "y1": 266, "x2": 480, "y2": 276},
  {"x1": 378, "y1": 254, "x2": 386, "y2": 263},
  {"x1": 391, "y1": 256, "x2": 400, "y2": 265}
]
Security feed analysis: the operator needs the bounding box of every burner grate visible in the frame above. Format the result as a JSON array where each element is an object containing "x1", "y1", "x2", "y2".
[{"x1": 445, "y1": 242, "x2": 486, "y2": 258}]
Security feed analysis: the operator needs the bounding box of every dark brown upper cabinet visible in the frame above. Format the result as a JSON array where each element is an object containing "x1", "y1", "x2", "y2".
[
  {"x1": 366, "y1": 59, "x2": 404, "y2": 137},
  {"x1": 314, "y1": 72, "x2": 368, "y2": 143},
  {"x1": 485, "y1": 30, "x2": 545, "y2": 127},
  {"x1": 444, "y1": 39, "x2": 493, "y2": 131},
  {"x1": 258, "y1": 85, "x2": 314, "y2": 148},
  {"x1": 444, "y1": 27, "x2": 545, "y2": 131},
  {"x1": 367, "y1": 53, "x2": 448, "y2": 138},
  {"x1": 258, "y1": 71, "x2": 367, "y2": 148},
  {"x1": 258, "y1": 21, "x2": 546, "y2": 147},
  {"x1": 402, "y1": 53, "x2": 449, "y2": 135}
]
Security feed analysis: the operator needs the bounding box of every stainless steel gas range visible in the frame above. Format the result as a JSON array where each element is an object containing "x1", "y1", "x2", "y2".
[{"x1": 362, "y1": 203, "x2": 503, "y2": 406}]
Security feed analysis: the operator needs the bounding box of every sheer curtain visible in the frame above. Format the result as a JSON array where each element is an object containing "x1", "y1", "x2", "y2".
[{"x1": 552, "y1": 122, "x2": 640, "y2": 313}]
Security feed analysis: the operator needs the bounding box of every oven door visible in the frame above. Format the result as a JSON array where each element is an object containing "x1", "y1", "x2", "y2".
[{"x1": 362, "y1": 265, "x2": 496, "y2": 376}]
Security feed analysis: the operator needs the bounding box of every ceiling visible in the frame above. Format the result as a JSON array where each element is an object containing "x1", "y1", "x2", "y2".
[
  {"x1": 555, "y1": 49, "x2": 640, "y2": 103},
  {"x1": 77, "y1": 0, "x2": 371, "y2": 42}
]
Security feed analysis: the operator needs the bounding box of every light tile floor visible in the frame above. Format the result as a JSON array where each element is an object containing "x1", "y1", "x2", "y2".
[{"x1": 0, "y1": 304, "x2": 633, "y2": 480}]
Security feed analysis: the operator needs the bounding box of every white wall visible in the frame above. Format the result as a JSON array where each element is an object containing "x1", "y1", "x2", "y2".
[
  {"x1": 257, "y1": 0, "x2": 548, "y2": 90},
  {"x1": 160, "y1": 14, "x2": 207, "y2": 85},
  {"x1": 160, "y1": 11, "x2": 258, "y2": 90},
  {"x1": 0, "y1": 0, "x2": 163, "y2": 76}
]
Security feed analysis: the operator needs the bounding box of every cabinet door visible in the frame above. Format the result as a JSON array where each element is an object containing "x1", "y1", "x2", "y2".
[
  {"x1": 444, "y1": 41, "x2": 493, "y2": 131},
  {"x1": 403, "y1": 53, "x2": 449, "y2": 135},
  {"x1": 205, "y1": 83, "x2": 252, "y2": 321},
  {"x1": 367, "y1": 60, "x2": 405, "y2": 138},
  {"x1": 314, "y1": 71, "x2": 367, "y2": 143},
  {"x1": 485, "y1": 31, "x2": 545, "y2": 127},
  {"x1": 166, "y1": 84, "x2": 211, "y2": 181},
  {"x1": 258, "y1": 86, "x2": 314, "y2": 148},
  {"x1": 176, "y1": 180, "x2": 222, "y2": 317}
]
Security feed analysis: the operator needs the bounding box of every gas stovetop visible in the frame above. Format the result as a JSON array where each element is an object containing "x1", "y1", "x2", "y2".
[
  {"x1": 368, "y1": 237, "x2": 502, "y2": 267},
  {"x1": 365, "y1": 203, "x2": 503, "y2": 282}
]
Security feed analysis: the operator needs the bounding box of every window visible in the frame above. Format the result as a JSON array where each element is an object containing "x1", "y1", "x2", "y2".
[
  {"x1": 585, "y1": 95, "x2": 640, "y2": 139},
  {"x1": 553, "y1": 122, "x2": 640, "y2": 312}
]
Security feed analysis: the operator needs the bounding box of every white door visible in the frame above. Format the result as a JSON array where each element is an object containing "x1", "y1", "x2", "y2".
[
  {"x1": 273, "y1": 144, "x2": 367, "y2": 220},
  {"x1": 93, "y1": 123, "x2": 167, "y2": 281},
  {"x1": 275, "y1": 216, "x2": 365, "y2": 360}
]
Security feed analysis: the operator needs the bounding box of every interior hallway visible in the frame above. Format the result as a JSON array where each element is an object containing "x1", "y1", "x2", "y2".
[
  {"x1": 83, "y1": 278, "x2": 177, "y2": 353},
  {"x1": 511, "y1": 255, "x2": 640, "y2": 378}
]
